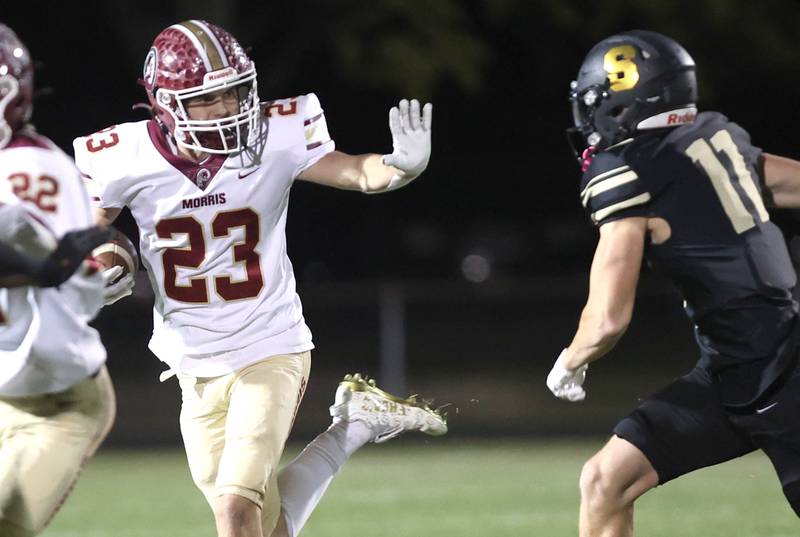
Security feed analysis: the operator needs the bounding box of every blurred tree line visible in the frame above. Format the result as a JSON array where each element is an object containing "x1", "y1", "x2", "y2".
[
  {"x1": 5, "y1": 0, "x2": 800, "y2": 281},
  {"x1": 88, "y1": 0, "x2": 800, "y2": 101}
]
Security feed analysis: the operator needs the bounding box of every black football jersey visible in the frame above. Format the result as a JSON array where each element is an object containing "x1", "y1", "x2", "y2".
[{"x1": 580, "y1": 111, "x2": 798, "y2": 406}]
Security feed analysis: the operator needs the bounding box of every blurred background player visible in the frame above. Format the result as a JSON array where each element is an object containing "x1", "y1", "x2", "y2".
[
  {"x1": 547, "y1": 30, "x2": 800, "y2": 535},
  {"x1": 0, "y1": 23, "x2": 131, "y2": 537},
  {"x1": 0, "y1": 229, "x2": 107, "y2": 288},
  {"x1": 74, "y1": 20, "x2": 445, "y2": 537}
]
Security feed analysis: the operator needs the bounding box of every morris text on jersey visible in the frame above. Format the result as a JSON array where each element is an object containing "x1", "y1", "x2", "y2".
[{"x1": 182, "y1": 192, "x2": 227, "y2": 209}]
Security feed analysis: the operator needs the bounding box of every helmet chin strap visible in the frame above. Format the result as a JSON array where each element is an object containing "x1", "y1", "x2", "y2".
[{"x1": 581, "y1": 146, "x2": 598, "y2": 172}]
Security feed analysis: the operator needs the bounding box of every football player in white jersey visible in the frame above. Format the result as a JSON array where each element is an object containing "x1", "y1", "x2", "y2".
[
  {"x1": 0, "y1": 226, "x2": 109, "y2": 288},
  {"x1": 74, "y1": 20, "x2": 445, "y2": 537},
  {"x1": 0, "y1": 23, "x2": 132, "y2": 536}
]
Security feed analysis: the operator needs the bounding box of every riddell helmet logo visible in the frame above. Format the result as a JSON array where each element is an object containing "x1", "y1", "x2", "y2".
[
  {"x1": 667, "y1": 111, "x2": 696, "y2": 125},
  {"x1": 636, "y1": 107, "x2": 698, "y2": 131},
  {"x1": 204, "y1": 67, "x2": 237, "y2": 85},
  {"x1": 143, "y1": 48, "x2": 157, "y2": 86}
]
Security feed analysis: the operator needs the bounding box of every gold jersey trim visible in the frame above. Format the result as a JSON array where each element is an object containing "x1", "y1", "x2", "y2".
[{"x1": 592, "y1": 192, "x2": 651, "y2": 223}]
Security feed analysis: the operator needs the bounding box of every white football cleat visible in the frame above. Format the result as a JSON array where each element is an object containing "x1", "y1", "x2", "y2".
[{"x1": 329, "y1": 373, "x2": 448, "y2": 443}]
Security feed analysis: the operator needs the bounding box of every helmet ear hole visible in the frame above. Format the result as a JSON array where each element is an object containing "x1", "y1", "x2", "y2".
[{"x1": 610, "y1": 105, "x2": 626, "y2": 119}]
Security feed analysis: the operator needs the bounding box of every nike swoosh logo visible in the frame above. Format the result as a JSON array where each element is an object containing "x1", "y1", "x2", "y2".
[
  {"x1": 238, "y1": 169, "x2": 257, "y2": 179},
  {"x1": 755, "y1": 401, "x2": 779, "y2": 414}
]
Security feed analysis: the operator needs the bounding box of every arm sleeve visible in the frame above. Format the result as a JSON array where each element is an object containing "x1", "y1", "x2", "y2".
[{"x1": 580, "y1": 152, "x2": 652, "y2": 226}]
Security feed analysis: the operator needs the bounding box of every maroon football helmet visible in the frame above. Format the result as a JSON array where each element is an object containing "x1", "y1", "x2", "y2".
[
  {"x1": 142, "y1": 20, "x2": 260, "y2": 154},
  {"x1": 0, "y1": 24, "x2": 33, "y2": 149}
]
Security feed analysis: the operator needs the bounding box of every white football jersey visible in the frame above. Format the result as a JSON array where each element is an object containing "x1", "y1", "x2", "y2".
[
  {"x1": 74, "y1": 93, "x2": 334, "y2": 376},
  {"x1": 0, "y1": 132, "x2": 107, "y2": 397}
]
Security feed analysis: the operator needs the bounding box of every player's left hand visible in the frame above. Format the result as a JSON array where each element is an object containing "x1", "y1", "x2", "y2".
[
  {"x1": 546, "y1": 349, "x2": 588, "y2": 402},
  {"x1": 101, "y1": 266, "x2": 134, "y2": 305},
  {"x1": 382, "y1": 98, "x2": 432, "y2": 181}
]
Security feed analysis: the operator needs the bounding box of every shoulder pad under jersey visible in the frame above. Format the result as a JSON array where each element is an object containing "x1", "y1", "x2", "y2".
[{"x1": 72, "y1": 121, "x2": 150, "y2": 208}]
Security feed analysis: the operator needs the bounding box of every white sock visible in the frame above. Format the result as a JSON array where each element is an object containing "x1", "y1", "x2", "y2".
[{"x1": 278, "y1": 420, "x2": 372, "y2": 537}]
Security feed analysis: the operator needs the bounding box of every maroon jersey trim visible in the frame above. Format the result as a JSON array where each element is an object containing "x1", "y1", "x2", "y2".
[
  {"x1": 146, "y1": 120, "x2": 226, "y2": 189},
  {"x1": 6, "y1": 132, "x2": 53, "y2": 151}
]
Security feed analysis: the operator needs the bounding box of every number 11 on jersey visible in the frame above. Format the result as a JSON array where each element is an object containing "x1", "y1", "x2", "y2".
[{"x1": 686, "y1": 129, "x2": 770, "y2": 234}]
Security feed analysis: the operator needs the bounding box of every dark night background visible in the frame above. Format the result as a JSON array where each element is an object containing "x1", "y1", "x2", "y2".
[{"x1": 5, "y1": 0, "x2": 800, "y2": 443}]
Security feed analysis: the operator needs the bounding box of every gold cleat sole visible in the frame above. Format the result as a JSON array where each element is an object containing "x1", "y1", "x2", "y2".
[{"x1": 339, "y1": 373, "x2": 448, "y2": 427}]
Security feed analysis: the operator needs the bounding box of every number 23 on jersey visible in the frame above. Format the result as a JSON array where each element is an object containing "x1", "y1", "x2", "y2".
[
  {"x1": 156, "y1": 208, "x2": 264, "y2": 303},
  {"x1": 85, "y1": 125, "x2": 120, "y2": 153}
]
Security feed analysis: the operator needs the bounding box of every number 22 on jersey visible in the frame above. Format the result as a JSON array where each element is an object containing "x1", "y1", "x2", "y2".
[
  {"x1": 155, "y1": 208, "x2": 264, "y2": 303},
  {"x1": 7, "y1": 172, "x2": 59, "y2": 212},
  {"x1": 686, "y1": 129, "x2": 770, "y2": 234}
]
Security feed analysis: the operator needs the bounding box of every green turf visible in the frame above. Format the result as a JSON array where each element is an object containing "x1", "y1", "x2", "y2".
[{"x1": 42, "y1": 438, "x2": 796, "y2": 537}]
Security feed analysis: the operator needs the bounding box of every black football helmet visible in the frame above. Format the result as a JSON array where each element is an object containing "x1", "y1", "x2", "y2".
[{"x1": 567, "y1": 30, "x2": 698, "y2": 162}]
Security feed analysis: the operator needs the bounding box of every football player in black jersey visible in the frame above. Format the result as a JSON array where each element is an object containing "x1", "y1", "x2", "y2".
[{"x1": 547, "y1": 30, "x2": 800, "y2": 534}]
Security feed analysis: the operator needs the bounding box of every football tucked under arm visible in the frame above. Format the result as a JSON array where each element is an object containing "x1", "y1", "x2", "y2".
[
  {"x1": 92, "y1": 227, "x2": 138, "y2": 305},
  {"x1": 92, "y1": 228, "x2": 138, "y2": 277}
]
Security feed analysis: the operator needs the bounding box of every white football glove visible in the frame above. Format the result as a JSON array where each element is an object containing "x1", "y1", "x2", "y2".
[
  {"x1": 101, "y1": 266, "x2": 134, "y2": 306},
  {"x1": 379, "y1": 98, "x2": 432, "y2": 191},
  {"x1": 546, "y1": 349, "x2": 588, "y2": 402}
]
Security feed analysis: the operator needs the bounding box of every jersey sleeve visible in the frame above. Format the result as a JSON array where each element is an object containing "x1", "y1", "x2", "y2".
[
  {"x1": 72, "y1": 135, "x2": 126, "y2": 209},
  {"x1": 293, "y1": 93, "x2": 335, "y2": 177},
  {"x1": 726, "y1": 119, "x2": 763, "y2": 178},
  {"x1": 579, "y1": 151, "x2": 652, "y2": 226}
]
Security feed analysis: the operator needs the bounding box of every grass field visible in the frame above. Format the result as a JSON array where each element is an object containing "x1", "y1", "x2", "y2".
[{"x1": 43, "y1": 438, "x2": 797, "y2": 537}]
